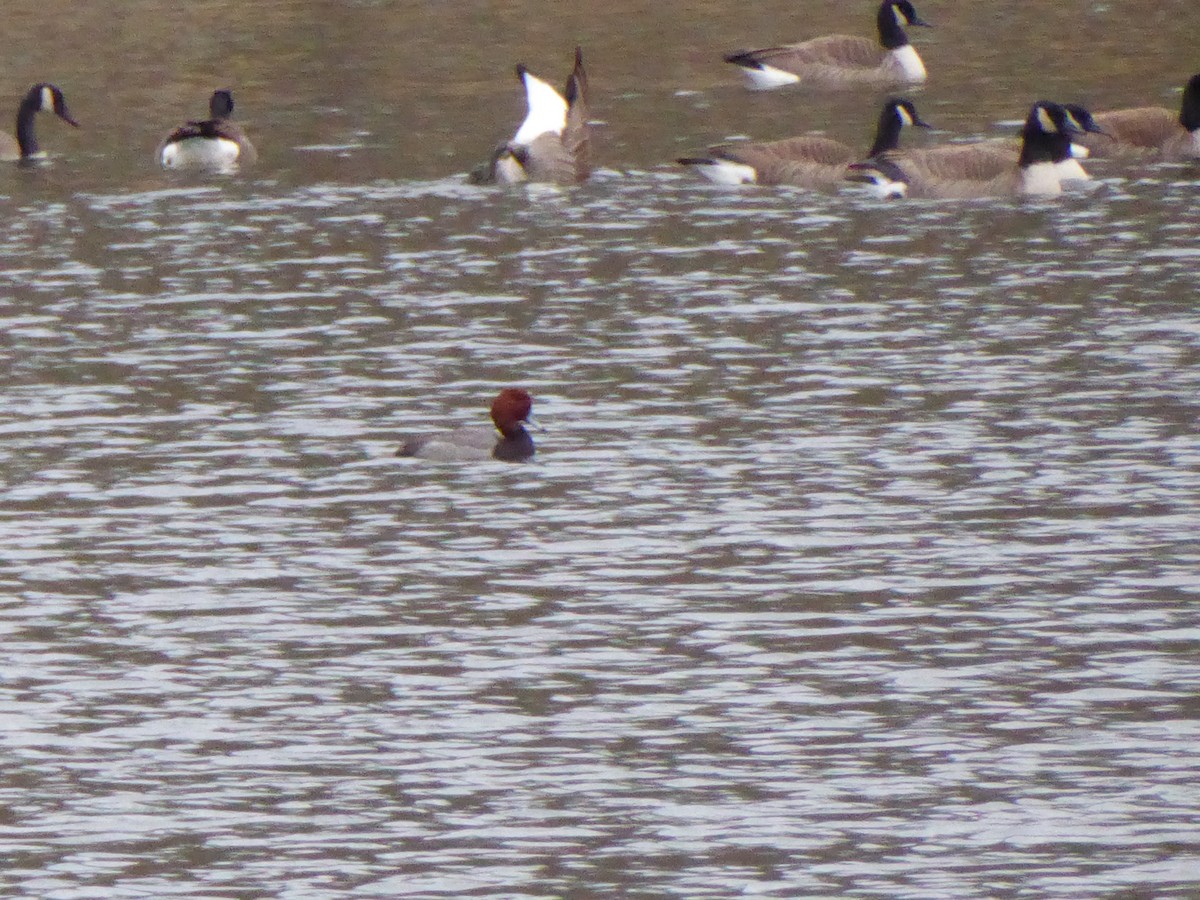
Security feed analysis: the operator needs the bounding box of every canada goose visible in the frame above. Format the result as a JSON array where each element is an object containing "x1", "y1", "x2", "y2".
[
  {"x1": 0, "y1": 83, "x2": 79, "y2": 162},
  {"x1": 469, "y1": 47, "x2": 590, "y2": 185},
  {"x1": 848, "y1": 101, "x2": 1084, "y2": 199},
  {"x1": 1074, "y1": 73, "x2": 1200, "y2": 161},
  {"x1": 159, "y1": 89, "x2": 256, "y2": 171},
  {"x1": 725, "y1": 0, "x2": 931, "y2": 91},
  {"x1": 894, "y1": 103, "x2": 1106, "y2": 184},
  {"x1": 676, "y1": 97, "x2": 929, "y2": 188}
]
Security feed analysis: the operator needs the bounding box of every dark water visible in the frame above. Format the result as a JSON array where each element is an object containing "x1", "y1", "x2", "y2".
[{"x1": 3, "y1": 2, "x2": 1200, "y2": 898}]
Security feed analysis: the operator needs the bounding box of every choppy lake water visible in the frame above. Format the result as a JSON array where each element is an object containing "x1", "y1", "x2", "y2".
[{"x1": 3, "y1": 1, "x2": 1200, "y2": 897}]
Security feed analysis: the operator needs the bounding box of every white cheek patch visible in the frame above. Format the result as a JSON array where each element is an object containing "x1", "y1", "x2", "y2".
[
  {"x1": 1069, "y1": 142, "x2": 1089, "y2": 159},
  {"x1": 40, "y1": 85, "x2": 55, "y2": 111},
  {"x1": 896, "y1": 105, "x2": 914, "y2": 127},
  {"x1": 1036, "y1": 107, "x2": 1058, "y2": 134}
]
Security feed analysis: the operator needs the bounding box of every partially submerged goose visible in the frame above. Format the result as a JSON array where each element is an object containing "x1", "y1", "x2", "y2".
[
  {"x1": 0, "y1": 83, "x2": 79, "y2": 163},
  {"x1": 725, "y1": 0, "x2": 931, "y2": 91},
  {"x1": 848, "y1": 101, "x2": 1084, "y2": 199},
  {"x1": 1075, "y1": 74, "x2": 1200, "y2": 161},
  {"x1": 159, "y1": 89, "x2": 256, "y2": 171},
  {"x1": 470, "y1": 47, "x2": 591, "y2": 185},
  {"x1": 676, "y1": 97, "x2": 929, "y2": 189}
]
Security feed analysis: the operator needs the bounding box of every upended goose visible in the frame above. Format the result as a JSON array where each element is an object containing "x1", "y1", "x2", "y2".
[
  {"x1": 847, "y1": 101, "x2": 1085, "y2": 199},
  {"x1": 1074, "y1": 73, "x2": 1200, "y2": 161},
  {"x1": 470, "y1": 47, "x2": 591, "y2": 185},
  {"x1": 0, "y1": 83, "x2": 79, "y2": 163},
  {"x1": 725, "y1": 0, "x2": 931, "y2": 91},
  {"x1": 676, "y1": 97, "x2": 929, "y2": 193}
]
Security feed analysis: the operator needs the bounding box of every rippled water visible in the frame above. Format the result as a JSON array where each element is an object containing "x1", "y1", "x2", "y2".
[
  {"x1": 4, "y1": 0, "x2": 1200, "y2": 896},
  {"x1": 4, "y1": 168, "x2": 1199, "y2": 898}
]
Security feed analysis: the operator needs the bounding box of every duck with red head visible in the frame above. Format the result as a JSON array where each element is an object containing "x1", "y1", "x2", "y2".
[{"x1": 396, "y1": 388, "x2": 535, "y2": 462}]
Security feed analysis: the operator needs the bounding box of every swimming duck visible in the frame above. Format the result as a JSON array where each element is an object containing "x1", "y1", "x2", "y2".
[{"x1": 396, "y1": 388, "x2": 535, "y2": 462}]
